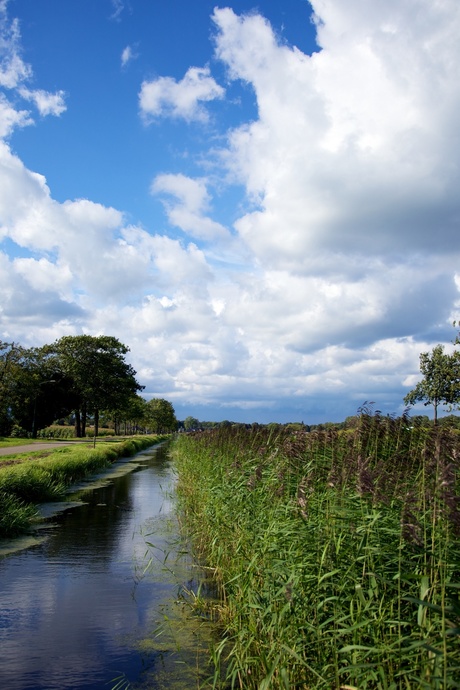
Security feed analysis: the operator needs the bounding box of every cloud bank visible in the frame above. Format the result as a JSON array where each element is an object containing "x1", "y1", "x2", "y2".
[{"x1": 1, "y1": 0, "x2": 459, "y2": 423}]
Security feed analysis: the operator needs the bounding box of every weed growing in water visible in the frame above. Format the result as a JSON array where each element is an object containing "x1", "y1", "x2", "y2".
[
  {"x1": 172, "y1": 416, "x2": 460, "y2": 689},
  {"x1": 0, "y1": 491, "x2": 36, "y2": 537}
]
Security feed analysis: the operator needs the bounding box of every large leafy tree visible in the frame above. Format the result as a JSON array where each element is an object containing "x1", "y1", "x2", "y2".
[
  {"x1": 404, "y1": 344, "x2": 460, "y2": 425},
  {"x1": 1, "y1": 340, "x2": 75, "y2": 436},
  {"x1": 0, "y1": 341, "x2": 25, "y2": 435},
  {"x1": 13, "y1": 347, "x2": 72, "y2": 437},
  {"x1": 50, "y1": 335, "x2": 143, "y2": 437},
  {"x1": 145, "y1": 398, "x2": 177, "y2": 433}
]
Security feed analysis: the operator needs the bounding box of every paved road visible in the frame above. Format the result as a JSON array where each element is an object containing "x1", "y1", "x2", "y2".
[{"x1": 0, "y1": 442, "x2": 78, "y2": 456}]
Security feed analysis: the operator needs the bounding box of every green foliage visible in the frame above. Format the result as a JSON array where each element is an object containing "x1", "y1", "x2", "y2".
[
  {"x1": 10, "y1": 424, "x2": 30, "y2": 438},
  {"x1": 0, "y1": 491, "x2": 36, "y2": 537},
  {"x1": 438, "y1": 414, "x2": 460, "y2": 429},
  {"x1": 404, "y1": 344, "x2": 460, "y2": 424},
  {"x1": 0, "y1": 335, "x2": 168, "y2": 439},
  {"x1": 184, "y1": 415, "x2": 200, "y2": 431},
  {"x1": 109, "y1": 393, "x2": 149, "y2": 435},
  {"x1": 0, "y1": 340, "x2": 28, "y2": 435},
  {"x1": 0, "y1": 463, "x2": 67, "y2": 503},
  {"x1": 0, "y1": 340, "x2": 75, "y2": 437},
  {"x1": 0, "y1": 435, "x2": 164, "y2": 538},
  {"x1": 37, "y1": 424, "x2": 76, "y2": 439},
  {"x1": 36, "y1": 424, "x2": 116, "y2": 438},
  {"x1": 173, "y1": 417, "x2": 460, "y2": 689},
  {"x1": 50, "y1": 334, "x2": 144, "y2": 437},
  {"x1": 145, "y1": 398, "x2": 177, "y2": 433}
]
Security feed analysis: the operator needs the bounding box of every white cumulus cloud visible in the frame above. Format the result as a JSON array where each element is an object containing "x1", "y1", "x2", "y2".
[
  {"x1": 151, "y1": 173, "x2": 233, "y2": 244},
  {"x1": 212, "y1": 3, "x2": 460, "y2": 266},
  {"x1": 19, "y1": 88, "x2": 66, "y2": 116},
  {"x1": 1, "y1": 0, "x2": 460, "y2": 423},
  {"x1": 139, "y1": 66, "x2": 225, "y2": 123},
  {"x1": 0, "y1": 3, "x2": 66, "y2": 134}
]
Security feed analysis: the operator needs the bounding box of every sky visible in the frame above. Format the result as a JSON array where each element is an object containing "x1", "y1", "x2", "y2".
[{"x1": 1, "y1": 0, "x2": 459, "y2": 425}]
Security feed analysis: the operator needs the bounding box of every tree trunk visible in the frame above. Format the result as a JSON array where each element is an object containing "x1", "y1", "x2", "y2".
[
  {"x1": 94, "y1": 408, "x2": 99, "y2": 438},
  {"x1": 81, "y1": 401, "x2": 87, "y2": 437},
  {"x1": 75, "y1": 409, "x2": 81, "y2": 438}
]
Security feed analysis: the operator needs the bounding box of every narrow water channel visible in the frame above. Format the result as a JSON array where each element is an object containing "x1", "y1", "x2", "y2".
[{"x1": 0, "y1": 443, "x2": 214, "y2": 690}]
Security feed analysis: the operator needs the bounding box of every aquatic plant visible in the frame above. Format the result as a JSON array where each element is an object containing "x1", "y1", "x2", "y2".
[
  {"x1": 172, "y1": 416, "x2": 460, "y2": 689},
  {"x1": 0, "y1": 491, "x2": 36, "y2": 537}
]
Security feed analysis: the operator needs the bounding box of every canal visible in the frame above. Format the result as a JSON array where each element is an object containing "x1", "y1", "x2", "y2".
[{"x1": 0, "y1": 442, "x2": 214, "y2": 689}]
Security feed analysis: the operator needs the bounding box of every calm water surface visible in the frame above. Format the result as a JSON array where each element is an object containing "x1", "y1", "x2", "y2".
[{"x1": 0, "y1": 443, "x2": 213, "y2": 690}]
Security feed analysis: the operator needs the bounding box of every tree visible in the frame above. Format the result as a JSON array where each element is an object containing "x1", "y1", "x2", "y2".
[
  {"x1": 184, "y1": 415, "x2": 200, "y2": 431},
  {"x1": 404, "y1": 344, "x2": 460, "y2": 425},
  {"x1": 145, "y1": 398, "x2": 177, "y2": 433},
  {"x1": 109, "y1": 394, "x2": 148, "y2": 435},
  {"x1": 50, "y1": 335, "x2": 143, "y2": 437},
  {"x1": 0, "y1": 341, "x2": 25, "y2": 435},
  {"x1": 438, "y1": 414, "x2": 460, "y2": 429},
  {"x1": 0, "y1": 342, "x2": 71, "y2": 437}
]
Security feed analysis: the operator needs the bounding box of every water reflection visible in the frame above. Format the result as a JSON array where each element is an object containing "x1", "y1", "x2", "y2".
[{"x1": 0, "y1": 444, "x2": 213, "y2": 690}]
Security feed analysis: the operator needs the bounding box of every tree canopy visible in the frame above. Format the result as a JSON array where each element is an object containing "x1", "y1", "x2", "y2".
[
  {"x1": 184, "y1": 415, "x2": 200, "y2": 431},
  {"x1": 404, "y1": 344, "x2": 460, "y2": 424},
  {"x1": 49, "y1": 335, "x2": 144, "y2": 437},
  {"x1": 0, "y1": 335, "x2": 154, "y2": 438},
  {"x1": 1, "y1": 341, "x2": 26, "y2": 435},
  {"x1": 145, "y1": 398, "x2": 177, "y2": 433}
]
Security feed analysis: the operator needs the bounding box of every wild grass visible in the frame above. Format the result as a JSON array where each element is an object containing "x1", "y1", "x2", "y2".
[
  {"x1": 172, "y1": 413, "x2": 460, "y2": 689},
  {"x1": 0, "y1": 491, "x2": 37, "y2": 536},
  {"x1": 0, "y1": 437, "x2": 47, "y2": 449},
  {"x1": 0, "y1": 435, "x2": 166, "y2": 537}
]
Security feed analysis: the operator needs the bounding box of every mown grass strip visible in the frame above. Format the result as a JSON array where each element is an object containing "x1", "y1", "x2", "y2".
[{"x1": 0, "y1": 435, "x2": 167, "y2": 538}]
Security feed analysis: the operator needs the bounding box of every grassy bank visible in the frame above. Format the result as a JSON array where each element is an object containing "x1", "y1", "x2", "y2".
[
  {"x1": 172, "y1": 416, "x2": 460, "y2": 689},
  {"x1": 0, "y1": 435, "x2": 167, "y2": 538},
  {"x1": 0, "y1": 437, "x2": 64, "y2": 449}
]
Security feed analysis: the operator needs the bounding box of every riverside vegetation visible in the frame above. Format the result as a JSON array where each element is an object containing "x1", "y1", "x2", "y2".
[
  {"x1": 0, "y1": 435, "x2": 166, "y2": 537},
  {"x1": 172, "y1": 410, "x2": 460, "y2": 689}
]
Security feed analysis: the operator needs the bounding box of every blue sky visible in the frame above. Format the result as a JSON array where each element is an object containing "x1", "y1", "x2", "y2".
[{"x1": 1, "y1": 0, "x2": 459, "y2": 424}]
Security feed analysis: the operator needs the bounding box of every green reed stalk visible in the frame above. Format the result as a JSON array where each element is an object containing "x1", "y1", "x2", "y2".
[{"x1": 173, "y1": 420, "x2": 460, "y2": 689}]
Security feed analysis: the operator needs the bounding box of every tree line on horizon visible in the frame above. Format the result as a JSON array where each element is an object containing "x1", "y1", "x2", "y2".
[
  {"x1": 1, "y1": 329, "x2": 460, "y2": 439},
  {"x1": 0, "y1": 335, "x2": 177, "y2": 438},
  {"x1": 185, "y1": 329, "x2": 460, "y2": 430}
]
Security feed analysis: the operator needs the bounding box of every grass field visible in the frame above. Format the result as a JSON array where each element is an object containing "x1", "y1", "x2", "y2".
[{"x1": 0, "y1": 437, "x2": 56, "y2": 449}]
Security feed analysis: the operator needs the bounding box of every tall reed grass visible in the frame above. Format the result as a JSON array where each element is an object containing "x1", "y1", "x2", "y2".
[
  {"x1": 0, "y1": 435, "x2": 166, "y2": 537},
  {"x1": 172, "y1": 413, "x2": 460, "y2": 689}
]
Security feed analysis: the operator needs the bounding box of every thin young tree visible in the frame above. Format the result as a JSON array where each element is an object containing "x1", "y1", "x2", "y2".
[{"x1": 404, "y1": 344, "x2": 460, "y2": 425}]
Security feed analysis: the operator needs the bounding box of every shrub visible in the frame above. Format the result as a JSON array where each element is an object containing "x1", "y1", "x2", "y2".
[
  {"x1": 10, "y1": 424, "x2": 30, "y2": 438},
  {"x1": 37, "y1": 425, "x2": 75, "y2": 439}
]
